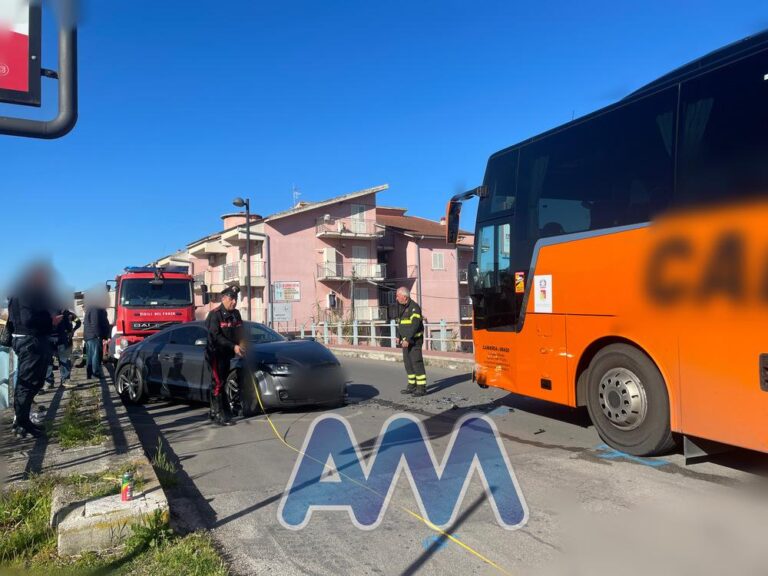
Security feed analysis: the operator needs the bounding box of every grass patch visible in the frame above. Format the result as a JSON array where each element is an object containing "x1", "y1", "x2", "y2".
[
  {"x1": 55, "y1": 390, "x2": 106, "y2": 449},
  {"x1": 0, "y1": 476, "x2": 56, "y2": 564},
  {"x1": 1, "y1": 476, "x2": 228, "y2": 576},
  {"x1": 151, "y1": 438, "x2": 178, "y2": 489}
]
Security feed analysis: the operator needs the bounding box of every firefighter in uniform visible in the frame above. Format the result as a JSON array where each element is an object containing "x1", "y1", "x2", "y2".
[
  {"x1": 205, "y1": 286, "x2": 244, "y2": 426},
  {"x1": 395, "y1": 286, "x2": 427, "y2": 397}
]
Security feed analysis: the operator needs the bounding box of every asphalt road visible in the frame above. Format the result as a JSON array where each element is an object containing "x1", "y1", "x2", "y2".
[{"x1": 123, "y1": 357, "x2": 768, "y2": 576}]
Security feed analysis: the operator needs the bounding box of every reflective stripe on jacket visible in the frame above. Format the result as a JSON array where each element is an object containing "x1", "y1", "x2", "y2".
[{"x1": 396, "y1": 300, "x2": 424, "y2": 342}]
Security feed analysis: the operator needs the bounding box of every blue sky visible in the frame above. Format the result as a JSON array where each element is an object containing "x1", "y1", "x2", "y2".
[{"x1": 1, "y1": 0, "x2": 766, "y2": 291}]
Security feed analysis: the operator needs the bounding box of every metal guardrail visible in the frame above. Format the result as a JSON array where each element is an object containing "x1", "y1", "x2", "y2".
[{"x1": 285, "y1": 320, "x2": 474, "y2": 354}]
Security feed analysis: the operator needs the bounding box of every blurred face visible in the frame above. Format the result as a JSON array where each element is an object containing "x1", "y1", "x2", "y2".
[
  {"x1": 222, "y1": 294, "x2": 237, "y2": 311},
  {"x1": 396, "y1": 291, "x2": 409, "y2": 305}
]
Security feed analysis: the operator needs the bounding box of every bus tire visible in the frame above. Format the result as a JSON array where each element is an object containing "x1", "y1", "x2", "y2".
[{"x1": 585, "y1": 343, "x2": 676, "y2": 456}]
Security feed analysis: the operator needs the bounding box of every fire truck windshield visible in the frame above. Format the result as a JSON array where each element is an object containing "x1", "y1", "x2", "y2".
[{"x1": 119, "y1": 279, "x2": 193, "y2": 308}]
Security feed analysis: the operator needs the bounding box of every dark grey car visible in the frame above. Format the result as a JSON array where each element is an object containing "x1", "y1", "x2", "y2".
[{"x1": 114, "y1": 321, "x2": 346, "y2": 414}]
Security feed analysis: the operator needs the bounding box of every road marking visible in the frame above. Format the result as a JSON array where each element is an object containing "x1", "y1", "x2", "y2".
[{"x1": 594, "y1": 444, "x2": 671, "y2": 467}]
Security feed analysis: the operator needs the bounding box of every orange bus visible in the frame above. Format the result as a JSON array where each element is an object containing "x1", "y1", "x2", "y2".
[{"x1": 446, "y1": 31, "x2": 768, "y2": 457}]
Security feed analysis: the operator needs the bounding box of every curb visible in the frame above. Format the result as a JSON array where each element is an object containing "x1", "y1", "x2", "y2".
[
  {"x1": 328, "y1": 346, "x2": 474, "y2": 371},
  {"x1": 23, "y1": 374, "x2": 171, "y2": 555}
]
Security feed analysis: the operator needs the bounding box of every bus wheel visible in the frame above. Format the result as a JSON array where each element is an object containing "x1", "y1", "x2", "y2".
[{"x1": 585, "y1": 344, "x2": 676, "y2": 456}]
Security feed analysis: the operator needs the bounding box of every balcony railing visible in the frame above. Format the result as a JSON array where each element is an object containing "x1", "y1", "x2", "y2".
[
  {"x1": 315, "y1": 217, "x2": 382, "y2": 238},
  {"x1": 221, "y1": 260, "x2": 267, "y2": 285},
  {"x1": 352, "y1": 306, "x2": 388, "y2": 322},
  {"x1": 317, "y1": 262, "x2": 387, "y2": 280},
  {"x1": 460, "y1": 302, "x2": 473, "y2": 319}
]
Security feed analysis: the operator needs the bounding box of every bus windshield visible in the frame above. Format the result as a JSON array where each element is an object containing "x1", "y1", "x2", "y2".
[{"x1": 120, "y1": 279, "x2": 193, "y2": 308}]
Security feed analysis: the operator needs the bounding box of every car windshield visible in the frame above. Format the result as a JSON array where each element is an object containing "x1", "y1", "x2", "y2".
[
  {"x1": 246, "y1": 322, "x2": 285, "y2": 344},
  {"x1": 120, "y1": 279, "x2": 193, "y2": 308}
]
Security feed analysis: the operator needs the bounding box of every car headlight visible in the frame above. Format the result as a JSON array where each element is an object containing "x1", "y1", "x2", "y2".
[{"x1": 265, "y1": 363, "x2": 291, "y2": 375}]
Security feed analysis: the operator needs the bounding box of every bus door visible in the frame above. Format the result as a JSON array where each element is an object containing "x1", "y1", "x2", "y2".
[{"x1": 472, "y1": 220, "x2": 518, "y2": 390}]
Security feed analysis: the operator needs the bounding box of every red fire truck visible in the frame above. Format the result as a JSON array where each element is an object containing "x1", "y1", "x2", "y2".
[{"x1": 106, "y1": 266, "x2": 208, "y2": 361}]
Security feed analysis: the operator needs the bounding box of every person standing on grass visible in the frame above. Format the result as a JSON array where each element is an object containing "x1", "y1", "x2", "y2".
[{"x1": 83, "y1": 292, "x2": 111, "y2": 382}]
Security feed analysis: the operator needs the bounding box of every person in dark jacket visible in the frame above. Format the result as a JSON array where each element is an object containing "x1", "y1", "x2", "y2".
[
  {"x1": 83, "y1": 293, "x2": 111, "y2": 381},
  {"x1": 9, "y1": 264, "x2": 62, "y2": 438},
  {"x1": 205, "y1": 286, "x2": 244, "y2": 426},
  {"x1": 44, "y1": 309, "x2": 81, "y2": 390},
  {"x1": 395, "y1": 287, "x2": 428, "y2": 397}
]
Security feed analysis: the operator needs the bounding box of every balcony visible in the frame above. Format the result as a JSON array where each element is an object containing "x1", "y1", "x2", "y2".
[
  {"x1": 193, "y1": 271, "x2": 209, "y2": 291},
  {"x1": 460, "y1": 299, "x2": 473, "y2": 320},
  {"x1": 316, "y1": 217, "x2": 382, "y2": 239},
  {"x1": 352, "y1": 305, "x2": 388, "y2": 322},
  {"x1": 317, "y1": 262, "x2": 387, "y2": 281},
  {"x1": 221, "y1": 260, "x2": 267, "y2": 288},
  {"x1": 220, "y1": 223, "x2": 265, "y2": 245},
  {"x1": 188, "y1": 240, "x2": 228, "y2": 257}
]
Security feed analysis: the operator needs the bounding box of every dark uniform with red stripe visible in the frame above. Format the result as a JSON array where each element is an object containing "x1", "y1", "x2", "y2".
[
  {"x1": 396, "y1": 298, "x2": 427, "y2": 395},
  {"x1": 205, "y1": 304, "x2": 244, "y2": 421}
]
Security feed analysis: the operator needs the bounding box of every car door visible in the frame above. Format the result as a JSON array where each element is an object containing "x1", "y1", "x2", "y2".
[
  {"x1": 159, "y1": 325, "x2": 208, "y2": 400},
  {"x1": 141, "y1": 330, "x2": 172, "y2": 394}
]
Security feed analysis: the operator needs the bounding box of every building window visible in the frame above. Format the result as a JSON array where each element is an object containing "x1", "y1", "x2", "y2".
[{"x1": 432, "y1": 252, "x2": 445, "y2": 270}]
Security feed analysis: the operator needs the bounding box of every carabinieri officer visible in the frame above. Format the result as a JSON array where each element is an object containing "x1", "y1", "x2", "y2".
[{"x1": 205, "y1": 286, "x2": 244, "y2": 426}]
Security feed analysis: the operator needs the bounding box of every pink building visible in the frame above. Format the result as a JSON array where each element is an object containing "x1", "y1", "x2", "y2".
[
  {"x1": 153, "y1": 185, "x2": 474, "y2": 344},
  {"x1": 376, "y1": 207, "x2": 474, "y2": 345}
]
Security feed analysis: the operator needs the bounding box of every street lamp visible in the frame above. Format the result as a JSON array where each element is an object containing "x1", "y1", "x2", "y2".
[{"x1": 232, "y1": 197, "x2": 252, "y2": 321}]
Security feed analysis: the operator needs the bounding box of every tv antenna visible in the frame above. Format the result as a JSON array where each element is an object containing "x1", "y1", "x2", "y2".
[{"x1": 292, "y1": 184, "x2": 302, "y2": 207}]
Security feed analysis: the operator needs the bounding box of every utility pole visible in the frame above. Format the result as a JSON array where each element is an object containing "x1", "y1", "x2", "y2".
[{"x1": 232, "y1": 197, "x2": 252, "y2": 321}]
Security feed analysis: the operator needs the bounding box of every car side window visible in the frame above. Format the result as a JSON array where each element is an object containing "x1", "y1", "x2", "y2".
[{"x1": 170, "y1": 326, "x2": 207, "y2": 346}]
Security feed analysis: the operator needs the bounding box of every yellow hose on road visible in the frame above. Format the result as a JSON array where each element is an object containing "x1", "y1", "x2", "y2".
[{"x1": 244, "y1": 368, "x2": 514, "y2": 575}]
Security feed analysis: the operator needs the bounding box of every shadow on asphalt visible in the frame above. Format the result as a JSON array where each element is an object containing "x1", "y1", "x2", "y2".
[
  {"x1": 400, "y1": 494, "x2": 487, "y2": 576},
  {"x1": 120, "y1": 397, "x2": 219, "y2": 532}
]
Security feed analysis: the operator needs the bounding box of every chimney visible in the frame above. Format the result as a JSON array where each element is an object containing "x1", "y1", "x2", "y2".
[{"x1": 439, "y1": 216, "x2": 446, "y2": 226}]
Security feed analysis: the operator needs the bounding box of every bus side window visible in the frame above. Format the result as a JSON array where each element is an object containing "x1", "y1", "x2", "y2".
[{"x1": 677, "y1": 49, "x2": 768, "y2": 207}]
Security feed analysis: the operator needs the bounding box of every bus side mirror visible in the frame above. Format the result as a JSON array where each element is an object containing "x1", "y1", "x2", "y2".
[
  {"x1": 446, "y1": 200, "x2": 462, "y2": 245},
  {"x1": 201, "y1": 284, "x2": 210, "y2": 305}
]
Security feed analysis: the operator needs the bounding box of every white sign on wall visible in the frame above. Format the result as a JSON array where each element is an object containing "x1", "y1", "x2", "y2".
[
  {"x1": 533, "y1": 274, "x2": 552, "y2": 314},
  {"x1": 273, "y1": 281, "x2": 301, "y2": 302},
  {"x1": 272, "y1": 302, "x2": 293, "y2": 322}
]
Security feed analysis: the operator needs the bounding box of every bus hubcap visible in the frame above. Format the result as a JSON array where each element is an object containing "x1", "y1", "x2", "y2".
[{"x1": 598, "y1": 367, "x2": 647, "y2": 430}]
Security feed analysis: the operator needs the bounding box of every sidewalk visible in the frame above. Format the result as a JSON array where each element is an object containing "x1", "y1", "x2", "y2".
[{"x1": 328, "y1": 344, "x2": 474, "y2": 370}]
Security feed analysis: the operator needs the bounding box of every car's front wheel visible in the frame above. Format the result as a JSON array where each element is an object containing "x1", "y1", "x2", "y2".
[
  {"x1": 225, "y1": 369, "x2": 243, "y2": 417},
  {"x1": 116, "y1": 364, "x2": 147, "y2": 404}
]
